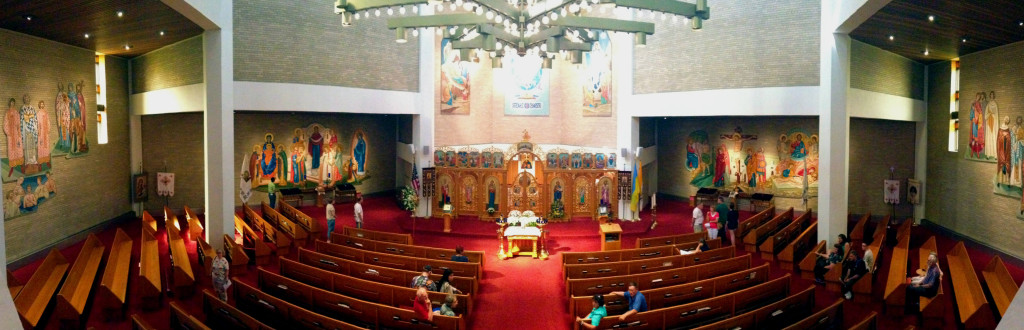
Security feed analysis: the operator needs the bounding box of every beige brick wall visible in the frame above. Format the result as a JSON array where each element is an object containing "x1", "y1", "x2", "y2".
[
  {"x1": 234, "y1": 112, "x2": 397, "y2": 207},
  {"x1": 131, "y1": 36, "x2": 204, "y2": 93},
  {"x1": 433, "y1": 37, "x2": 619, "y2": 148},
  {"x1": 234, "y1": 0, "x2": 419, "y2": 92},
  {"x1": 850, "y1": 40, "x2": 925, "y2": 100},
  {"x1": 926, "y1": 41, "x2": 1024, "y2": 259},
  {"x1": 0, "y1": 29, "x2": 132, "y2": 261},
  {"x1": 847, "y1": 118, "x2": 917, "y2": 216},
  {"x1": 633, "y1": 0, "x2": 820, "y2": 94},
  {"x1": 141, "y1": 113, "x2": 205, "y2": 213}
]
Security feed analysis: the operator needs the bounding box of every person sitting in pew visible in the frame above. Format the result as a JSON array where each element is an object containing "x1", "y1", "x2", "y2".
[
  {"x1": 841, "y1": 248, "x2": 867, "y2": 300},
  {"x1": 435, "y1": 268, "x2": 462, "y2": 295},
  {"x1": 906, "y1": 252, "x2": 942, "y2": 310},
  {"x1": 451, "y1": 246, "x2": 470, "y2": 262},
  {"x1": 439, "y1": 294, "x2": 458, "y2": 316},
  {"x1": 680, "y1": 239, "x2": 711, "y2": 255},
  {"x1": 813, "y1": 244, "x2": 842, "y2": 284},
  {"x1": 412, "y1": 287, "x2": 434, "y2": 322},
  {"x1": 576, "y1": 294, "x2": 607, "y2": 329},
  {"x1": 611, "y1": 282, "x2": 648, "y2": 321},
  {"x1": 410, "y1": 265, "x2": 436, "y2": 291},
  {"x1": 837, "y1": 234, "x2": 851, "y2": 256},
  {"x1": 861, "y1": 241, "x2": 875, "y2": 273}
]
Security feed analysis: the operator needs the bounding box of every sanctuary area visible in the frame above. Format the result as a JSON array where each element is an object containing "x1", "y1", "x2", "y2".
[{"x1": 1, "y1": 0, "x2": 1024, "y2": 329}]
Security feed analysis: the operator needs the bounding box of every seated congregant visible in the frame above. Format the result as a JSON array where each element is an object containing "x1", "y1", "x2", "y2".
[
  {"x1": 438, "y1": 294, "x2": 458, "y2": 317},
  {"x1": 451, "y1": 245, "x2": 470, "y2": 262},
  {"x1": 576, "y1": 294, "x2": 607, "y2": 329},
  {"x1": 841, "y1": 249, "x2": 868, "y2": 299},
  {"x1": 411, "y1": 265, "x2": 436, "y2": 291},
  {"x1": 680, "y1": 239, "x2": 711, "y2": 255},
  {"x1": 813, "y1": 244, "x2": 842, "y2": 284},
  {"x1": 611, "y1": 283, "x2": 648, "y2": 321},
  {"x1": 412, "y1": 287, "x2": 434, "y2": 322},
  {"x1": 861, "y1": 241, "x2": 875, "y2": 273},
  {"x1": 906, "y1": 252, "x2": 943, "y2": 309}
]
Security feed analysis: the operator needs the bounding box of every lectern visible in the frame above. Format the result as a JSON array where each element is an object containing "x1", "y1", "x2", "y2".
[
  {"x1": 443, "y1": 204, "x2": 453, "y2": 233},
  {"x1": 600, "y1": 223, "x2": 622, "y2": 251}
]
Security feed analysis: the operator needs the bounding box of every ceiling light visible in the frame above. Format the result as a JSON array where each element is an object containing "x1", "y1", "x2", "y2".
[
  {"x1": 340, "y1": 11, "x2": 353, "y2": 26},
  {"x1": 961, "y1": 37, "x2": 967, "y2": 43},
  {"x1": 124, "y1": 44, "x2": 132, "y2": 50},
  {"x1": 888, "y1": 35, "x2": 894, "y2": 41},
  {"x1": 116, "y1": 10, "x2": 124, "y2": 18},
  {"x1": 1019, "y1": 21, "x2": 1023, "y2": 27},
  {"x1": 23, "y1": 15, "x2": 34, "y2": 21},
  {"x1": 923, "y1": 49, "x2": 929, "y2": 56},
  {"x1": 634, "y1": 32, "x2": 647, "y2": 47},
  {"x1": 159, "y1": 30, "x2": 166, "y2": 36},
  {"x1": 927, "y1": 15, "x2": 934, "y2": 22},
  {"x1": 396, "y1": 29, "x2": 408, "y2": 43},
  {"x1": 84, "y1": 33, "x2": 90, "y2": 39}
]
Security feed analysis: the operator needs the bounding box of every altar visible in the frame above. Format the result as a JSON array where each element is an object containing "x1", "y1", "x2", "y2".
[
  {"x1": 503, "y1": 226, "x2": 542, "y2": 259},
  {"x1": 497, "y1": 210, "x2": 547, "y2": 260}
]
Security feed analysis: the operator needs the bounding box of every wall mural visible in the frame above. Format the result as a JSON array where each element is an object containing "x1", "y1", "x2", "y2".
[
  {"x1": 582, "y1": 31, "x2": 612, "y2": 117},
  {"x1": 3, "y1": 92, "x2": 61, "y2": 219},
  {"x1": 245, "y1": 125, "x2": 370, "y2": 192},
  {"x1": 439, "y1": 39, "x2": 473, "y2": 115},
  {"x1": 685, "y1": 128, "x2": 818, "y2": 199},
  {"x1": 502, "y1": 54, "x2": 550, "y2": 116},
  {"x1": 995, "y1": 113, "x2": 1024, "y2": 199},
  {"x1": 5, "y1": 175, "x2": 55, "y2": 219},
  {"x1": 53, "y1": 82, "x2": 89, "y2": 157},
  {"x1": 966, "y1": 91, "x2": 999, "y2": 162}
]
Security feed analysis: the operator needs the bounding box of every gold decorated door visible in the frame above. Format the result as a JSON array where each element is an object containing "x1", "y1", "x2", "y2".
[{"x1": 509, "y1": 172, "x2": 543, "y2": 214}]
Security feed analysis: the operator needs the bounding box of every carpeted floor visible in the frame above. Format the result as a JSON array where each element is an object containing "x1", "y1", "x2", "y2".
[{"x1": 10, "y1": 196, "x2": 1024, "y2": 329}]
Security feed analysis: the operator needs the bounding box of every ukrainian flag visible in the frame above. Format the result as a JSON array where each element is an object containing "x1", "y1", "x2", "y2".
[{"x1": 630, "y1": 161, "x2": 642, "y2": 212}]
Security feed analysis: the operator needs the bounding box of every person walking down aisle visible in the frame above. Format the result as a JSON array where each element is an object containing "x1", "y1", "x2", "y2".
[
  {"x1": 354, "y1": 195, "x2": 364, "y2": 229},
  {"x1": 325, "y1": 198, "x2": 336, "y2": 241},
  {"x1": 267, "y1": 177, "x2": 278, "y2": 209},
  {"x1": 726, "y1": 203, "x2": 739, "y2": 245},
  {"x1": 211, "y1": 249, "x2": 231, "y2": 301}
]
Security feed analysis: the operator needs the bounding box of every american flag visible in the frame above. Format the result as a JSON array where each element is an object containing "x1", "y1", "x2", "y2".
[{"x1": 411, "y1": 160, "x2": 420, "y2": 196}]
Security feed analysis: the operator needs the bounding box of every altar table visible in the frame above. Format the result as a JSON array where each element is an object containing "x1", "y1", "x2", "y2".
[{"x1": 504, "y1": 226, "x2": 542, "y2": 259}]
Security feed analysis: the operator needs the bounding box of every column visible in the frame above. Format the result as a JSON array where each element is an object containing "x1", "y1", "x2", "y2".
[
  {"x1": 818, "y1": 1, "x2": 852, "y2": 243},
  {"x1": 413, "y1": 4, "x2": 437, "y2": 218},
  {"x1": 202, "y1": 2, "x2": 234, "y2": 251}
]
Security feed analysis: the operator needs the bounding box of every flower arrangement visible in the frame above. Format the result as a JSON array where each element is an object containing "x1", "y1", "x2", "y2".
[
  {"x1": 399, "y1": 185, "x2": 419, "y2": 212},
  {"x1": 549, "y1": 200, "x2": 565, "y2": 219}
]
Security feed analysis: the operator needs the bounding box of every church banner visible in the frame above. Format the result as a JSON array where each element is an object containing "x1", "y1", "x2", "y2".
[{"x1": 502, "y1": 54, "x2": 550, "y2": 116}]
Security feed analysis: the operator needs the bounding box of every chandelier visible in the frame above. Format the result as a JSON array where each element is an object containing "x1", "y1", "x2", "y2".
[{"x1": 334, "y1": 0, "x2": 710, "y2": 67}]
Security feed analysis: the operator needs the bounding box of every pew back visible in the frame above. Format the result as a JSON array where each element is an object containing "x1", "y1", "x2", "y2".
[
  {"x1": 224, "y1": 234, "x2": 250, "y2": 268},
  {"x1": 798, "y1": 240, "x2": 827, "y2": 279},
  {"x1": 566, "y1": 254, "x2": 751, "y2": 297},
  {"x1": 317, "y1": 240, "x2": 482, "y2": 279},
  {"x1": 99, "y1": 228, "x2": 132, "y2": 309},
  {"x1": 259, "y1": 203, "x2": 305, "y2": 249},
  {"x1": 760, "y1": 210, "x2": 811, "y2": 260},
  {"x1": 202, "y1": 289, "x2": 270, "y2": 330},
  {"x1": 183, "y1": 205, "x2": 204, "y2": 241},
  {"x1": 297, "y1": 247, "x2": 478, "y2": 295},
  {"x1": 564, "y1": 246, "x2": 735, "y2": 280},
  {"x1": 782, "y1": 298, "x2": 843, "y2": 330},
  {"x1": 948, "y1": 241, "x2": 992, "y2": 328},
  {"x1": 277, "y1": 200, "x2": 319, "y2": 235},
  {"x1": 343, "y1": 226, "x2": 413, "y2": 245},
  {"x1": 883, "y1": 235, "x2": 910, "y2": 308},
  {"x1": 735, "y1": 207, "x2": 775, "y2": 246},
  {"x1": 849, "y1": 312, "x2": 878, "y2": 330},
  {"x1": 170, "y1": 301, "x2": 211, "y2": 330},
  {"x1": 168, "y1": 234, "x2": 195, "y2": 290},
  {"x1": 779, "y1": 221, "x2": 817, "y2": 271},
  {"x1": 56, "y1": 234, "x2": 105, "y2": 321},
  {"x1": 850, "y1": 213, "x2": 871, "y2": 247},
  {"x1": 332, "y1": 232, "x2": 486, "y2": 266},
  {"x1": 233, "y1": 279, "x2": 364, "y2": 330},
  {"x1": 14, "y1": 248, "x2": 70, "y2": 327},
  {"x1": 142, "y1": 210, "x2": 157, "y2": 235},
  {"x1": 138, "y1": 227, "x2": 162, "y2": 301},
  {"x1": 982, "y1": 255, "x2": 1019, "y2": 317},
  {"x1": 635, "y1": 231, "x2": 707, "y2": 249},
  {"x1": 743, "y1": 207, "x2": 794, "y2": 253}
]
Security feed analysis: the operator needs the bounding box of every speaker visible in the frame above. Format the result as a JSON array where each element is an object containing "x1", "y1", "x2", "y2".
[
  {"x1": 423, "y1": 145, "x2": 431, "y2": 154},
  {"x1": 621, "y1": 148, "x2": 629, "y2": 158}
]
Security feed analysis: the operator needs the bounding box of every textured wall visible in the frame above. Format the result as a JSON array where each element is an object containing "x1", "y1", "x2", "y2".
[
  {"x1": 847, "y1": 118, "x2": 917, "y2": 217},
  {"x1": 130, "y1": 36, "x2": 204, "y2": 93},
  {"x1": 234, "y1": 112, "x2": 397, "y2": 206},
  {"x1": 925, "y1": 41, "x2": 1024, "y2": 259},
  {"x1": 140, "y1": 113, "x2": 205, "y2": 213},
  {"x1": 0, "y1": 29, "x2": 132, "y2": 261},
  {"x1": 234, "y1": 0, "x2": 419, "y2": 92},
  {"x1": 633, "y1": 0, "x2": 820, "y2": 94},
  {"x1": 433, "y1": 37, "x2": 620, "y2": 148},
  {"x1": 850, "y1": 40, "x2": 925, "y2": 100}
]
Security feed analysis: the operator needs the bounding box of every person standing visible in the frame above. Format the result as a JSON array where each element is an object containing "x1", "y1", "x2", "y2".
[
  {"x1": 861, "y1": 241, "x2": 875, "y2": 273},
  {"x1": 267, "y1": 177, "x2": 278, "y2": 209},
  {"x1": 726, "y1": 203, "x2": 739, "y2": 246},
  {"x1": 705, "y1": 209, "x2": 719, "y2": 240},
  {"x1": 211, "y1": 249, "x2": 231, "y2": 301},
  {"x1": 325, "y1": 198, "x2": 336, "y2": 241},
  {"x1": 692, "y1": 205, "x2": 704, "y2": 234},
  {"x1": 354, "y1": 195, "x2": 364, "y2": 229},
  {"x1": 714, "y1": 197, "x2": 728, "y2": 241}
]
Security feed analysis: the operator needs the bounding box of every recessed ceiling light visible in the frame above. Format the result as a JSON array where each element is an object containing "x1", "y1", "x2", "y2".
[
  {"x1": 159, "y1": 30, "x2": 165, "y2": 36},
  {"x1": 923, "y1": 49, "x2": 930, "y2": 56},
  {"x1": 1020, "y1": 21, "x2": 1023, "y2": 27},
  {"x1": 124, "y1": 44, "x2": 132, "y2": 50},
  {"x1": 23, "y1": 15, "x2": 34, "y2": 21},
  {"x1": 962, "y1": 37, "x2": 967, "y2": 43},
  {"x1": 888, "y1": 35, "x2": 894, "y2": 41},
  {"x1": 928, "y1": 15, "x2": 935, "y2": 22},
  {"x1": 84, "y1": 33, "x2": 90, "y2": 39},
  {"x1": 116, "y1": 10, "x2": 124, "y2": 18}
]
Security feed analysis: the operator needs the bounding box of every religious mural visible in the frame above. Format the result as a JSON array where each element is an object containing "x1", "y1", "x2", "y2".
[
  {"x1": 2, "y1": 91, "x2": 61, "y2": 219},
  {"x1": 771, "y1": 129, "x2": 818, "y2": 196},
  {"x1": 439, "y1": 39, "x2": 476, "y2": 115},
  {"x1": 52, "y1": 82, "x2": 89, "y2": 157},
  {"x1": 686, "y1": 130, "x2": 714, "y2": 187},
  {"x1": 502, "y1": 54, "x2": 550, "y2": 116},
  {"x1": 5, "y1": 175, "x2": 55, "y2": 219},
  {"x1": 582, "y1": 31, "x2": 612, "y2": 117},
  {"x1": 245, "y1": 125, "x2": 370, "y2": 191},
  {"x1": 684, "y1": 127, "x2": 817, "y2": 199},
  {"x1": 994, "y1": 114, "x2": 1024, "y2": 199},
  {"x1": 967, "y1": 91, "x2": 1000, "y2": 162}
]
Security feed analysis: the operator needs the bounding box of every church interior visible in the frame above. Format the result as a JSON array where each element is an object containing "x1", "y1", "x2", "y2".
[{"x1": 2, "y1": 0, "x2": 1024, "y2": 329}]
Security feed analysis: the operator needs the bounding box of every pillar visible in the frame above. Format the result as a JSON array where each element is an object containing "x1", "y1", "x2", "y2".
[
  {"x1": 818, "y1": 1, "x2": 851, "y2": 243},
  {"x1": 201, "y1": 2, "x2": 234, "y2": 251},
  {"x1": 413, "y1": 4, "x2": 436, "y2": 218}
]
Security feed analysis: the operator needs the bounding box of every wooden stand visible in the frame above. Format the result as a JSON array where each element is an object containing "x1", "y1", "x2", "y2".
[
  {"x1": 443, "y1": 213, "x2": 452, "y2": 233},
  {"x1": 600, "y1": 223, "x2": 622, "y2": 251}
]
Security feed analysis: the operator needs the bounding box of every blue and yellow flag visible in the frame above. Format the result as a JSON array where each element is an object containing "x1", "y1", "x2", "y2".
[{"x1": 630, "y1": 161, "x2": 642, "y2": 212}]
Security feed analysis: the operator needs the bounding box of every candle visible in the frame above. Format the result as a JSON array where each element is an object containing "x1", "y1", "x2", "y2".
[{"x1": 652, "y1": 194, "x2": 657, "y2": 207}]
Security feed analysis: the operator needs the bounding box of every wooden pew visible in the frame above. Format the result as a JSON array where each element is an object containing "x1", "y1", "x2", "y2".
[
  {"x1": 343, "y1": 226, "x2": 413, "y2": 245},
  {"x1": 233, "y1": 279, "x2": 364, "y2": 330},
  {"x1": 782, "y1": 298, "x2": 843, "y2": 330},
  {"x1": 142, "y1": 210, "x2": 158, "y2": 235},
  {"x1": 170, "y1": 301, "x2": 211, "y2": 330},
  {"x1": 948, "y1": 241, "x2": 993, "y2": 328},
  {"x1": 734, "y1": 207, "x2": 775, "y2": 248},
  {"x1": 8, "y1": 269, "x2": 23, "y2": 301},
  {"x1": 332, "y1": 232, "x2": 487, "y2": 267},
  {"x1": 260, "y1": 202, "x2": 308, "y2": 249},
  {"x1": 297, "y1": 247, "x2": 479, "y2": 295},
  {"x1": 883, "y1": 234, "x2": 910, "y2": 314},
  {"x1": 202, "y1": 289, "x2": 270, "y2": 330},
  {"x1": 55, "y1": 234, "x2": 105, "y2": 325},
  {"x1": 759, "y1": 210, "x2": 811, "y2": 261},
  {"x1": 168, "y1": 234, "x2": 196, "y2": 297},
  {"x1": 235, "y1": 214, "x2": 273, "y2": 265},
  {"x1": 97, "y1": 227, "x2": 132, "y2": 319},
  {"x1": 566, "y1": 254, "x2": 751, "y2": 297},
  {"x1": 223, "y1": 234, "x2": 250, "y2": 273},
  {"x1": 251, "y1": 272, "x2": 469, "y2": 330},
  {"x1": 138, "y1": 227, "x2": 162, "y2": 307},
  {"x1": 635, "y1": 231, "x2": 706, "y2": 249},
  {"x1": 779, "y1": 222, "x2": 816, "y2": 271},
  {"x1": 849, "y1": 213, "x2": 871, "y2": 247},
  {"x1": 982, "y1": 255, "x2": 1019, "y2": 318},
  {"x1": 183, "y1": 205, "x2": 204, "y2": 242},
  {"x1": 569, "y1": 264, "x2": 772, "y2": 318},
  {"x1": 131, "y1": 314, "x2": 156, "y2": 330},
  {"x1": 693, "y1": 285, "x2": 815, "y2": 330},
  {"x1": 196, "y1": 236, "x2": 215, "y2": 272},
  {"x1": 849, "y1": 312, "x2": 878, "y2": 330},
  {"x1": 278, "y1": 199, "x2": 320, "y2": 237},
  {"x1": 564, "y1": 245, "x2": 735, "y2": 280},
  {"x1": 917, "y1": 236, "x2": 945, "y2": 326},
  {"x1": 824, "y1": 235, "x2": 854, "y2": 292},
  {"x1": 743, "y1": 207, "x2": 794, "y2": 253},
  {"x1": 316, "y1": 240, "x2": 482, "y2": 279},
  {"x1": 797, "y1": 240, "x2": 827, "y2": 280},
  {"x1": 852, "y1": 220, "x2": 888, "y2": 303},
  {"x1": 279, "y1": 258, "x2": 474, "y2": 316},
  {"x1": 14, "y1": 249, "x2": 70, "y2": 328},
  {"x1": 164, "y1": 206, "x2": 185, "y2": 240},
  {"x1": 895, "y1": 217, "x2": 912, "y2": 241},
  {"x1": 243, "y1": 205, "x2": 291, "y2": 255}
]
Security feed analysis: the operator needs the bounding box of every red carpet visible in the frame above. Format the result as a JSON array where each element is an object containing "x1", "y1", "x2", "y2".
[{"x1": 10, "y1": 196, "x2": 1023, "y2": 329}]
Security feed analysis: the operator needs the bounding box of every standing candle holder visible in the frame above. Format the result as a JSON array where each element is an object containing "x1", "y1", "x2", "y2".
[
  {"x1": 496, "y1": 216, "x2": 508, "y2": 259},
  {"x1": 537, "y1": 217, "x2": 549, "y2": 260}
]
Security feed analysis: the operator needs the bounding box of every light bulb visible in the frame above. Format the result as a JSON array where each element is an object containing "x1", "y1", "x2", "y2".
[
  {"x1": 387, "y1": 8, "x2": 393, "y2": 15},
  {"x1": 400, "y1": 6, "x2": 406, "y2": 14},
  {"x1": 412, "y1": 29, "x2": 419, "y2": 37},
  {"x1": 375, "y1": 9, "x2": 380, "y2": 16}
]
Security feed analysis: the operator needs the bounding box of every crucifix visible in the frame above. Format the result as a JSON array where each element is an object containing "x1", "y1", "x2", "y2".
[{"x1": 720, "y1": 127, "x2": 757, "y2": 152}]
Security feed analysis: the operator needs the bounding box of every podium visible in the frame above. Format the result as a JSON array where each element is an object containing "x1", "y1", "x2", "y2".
[
  {"x1": 443, "y1": 204, "x2": 453, "y2": 233},
  {"x1": 600, "y1": 223, "x2": 622, "y2": 251}
]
